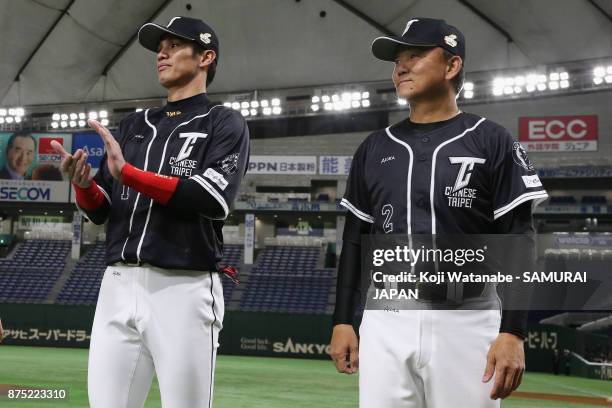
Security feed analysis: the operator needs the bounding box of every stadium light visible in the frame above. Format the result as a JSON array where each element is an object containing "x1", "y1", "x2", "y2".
[
  {"x1": 271, "y1": 98, "x2": 281, "y2": 107},
  {"x1": 0, "y1": 109, "x2": 6, "y2": 116},
  {"x1": 250, "y1": 101, "x2": 259, "y2": 108},
  {"x1": 463, "y1": 82, "x2": 474, "y2": 99},
  {"x1": 0, "y1": 118, "x2": 4, "y2": 124},
  {"x1": 593, "y1": 66, "x2": 611, "y2": 85},
  {"x1": 69, "y1": 113, "x2": 77, "y2": 120},
  {"x1": 135, "y1": 108, "x2": 143, "y2": 112},
  {"x1": 398, "y1": 98, "x2": 407, "y2": 105},
  {"x1": 99, "y1": 110, "x2": 108, "y2": 118},
  {"x1": 311, "y1": 104, "x2": 320, "y2": 112},
  {"x1": 15, "y1": 108, "x2": 24, "y2": 117},
  {"x1": 250, "y1": 108, "x2": 257, "y2": 116},
  {"x1": 15, "y1": 117, "x2": 21, "y2": 123},
  {"x1": 100, "y1": 118, "x2": 109, "y2": 126},
  {"x1": 362, "y1": 99, "x2": 371, "y2": 107},
  {"x1": 69, "y1": 120, "x2": 76, "y2": 127},
  {"x1": 260, "y1": 99, "x2": 269, "y2": 107},
  {"x1": 311, "y1": 96, "x2": 320, "y2": 103},
  {"x1": 323, "y1": 102, "x2": 333, "y2": 111},
  {"x1": 60, "y1": 121, "x2": 68, "y2": 128},
  {"x1": 223, "y1": 102, "x2": 232, "y2": 108},
  {"x1": 241, "y1": 101, "x2": 249, "y2": 109},
  {"x1": 78, "y1": 120, "x2": 86, "y2": 127},
  {"x1": 88, "y1": 111, "x2": 98, "y2": 120},
  {"x1": 272, "y1": 106, "x2": 282, "y2": 115},
  {"x1": 231, "y1": 102, "x2": 240, "y2": 110},
  {"x1": 262, "y1": 107, "x2": 272, "y2": 115},
  {"x1": 52, "y1": 113, "x2": 60, "y2": 121},
  {"x1": 51, "y1": 122, "x2": 59, "y2": 129},
  {"x1": 321, "y1": 95, "x2": 330, "y2": 103}
]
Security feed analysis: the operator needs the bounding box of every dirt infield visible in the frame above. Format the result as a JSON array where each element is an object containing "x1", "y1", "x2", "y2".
[{"x1": 513, "y1": 391, "x2": 612, "y2": 406}]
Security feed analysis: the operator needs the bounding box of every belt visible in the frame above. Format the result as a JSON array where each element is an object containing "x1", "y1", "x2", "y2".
[
  {"x1": 120, "y1": 260, "x2": 146, "y2": 267},
  {"x1": 410, "y1": 281, "x2": 485, "y2": 303}
]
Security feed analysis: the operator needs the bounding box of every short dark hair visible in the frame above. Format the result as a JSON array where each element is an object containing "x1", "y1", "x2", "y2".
[
  {"x1": 192, "y1": 43, "x2": 217, "y2": 87},
  {"x1": 6, "y1": 132, "x2": 36, "y2": 155},
  {"x1": 443, "y1": 50, "x2": 464, "y2": 94}
]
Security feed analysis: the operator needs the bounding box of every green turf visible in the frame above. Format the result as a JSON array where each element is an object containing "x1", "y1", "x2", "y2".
[{"x1": 0, "y1": 346, "x2": 609, "y2": 407}]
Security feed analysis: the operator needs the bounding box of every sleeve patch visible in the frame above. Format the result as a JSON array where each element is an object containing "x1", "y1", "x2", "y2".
[
  {"x1": 522, "y1": 174, "x2": 542, "y2": 188},
  {"x1": 203, "y1": 168, "x2": 229, "y2": 191},
  {"x1": 512, "y1": 142, "x2": 535, "y2": 171}
]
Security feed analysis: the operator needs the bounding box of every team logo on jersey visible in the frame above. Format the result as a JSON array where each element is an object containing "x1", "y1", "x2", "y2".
[
  {"x1": 167, "y1": 132, "x2": 207, "y2": 177},
  {"x1": 444, "y1": 34, "x2": 458, "y2": 48},
  {"x1": 176, "y1": 132, "x2": 208, "y2": 162},
  {"x1": 166, "y1": 110, "x2": 182, "y2": 117},
  {"x1": 445, "y1": 157, "x2": 486, "y2": 208},
  {"x1": 512, "y1": 142, "x2": 534, "y2": 171},
  {"x1": 219, "y1": 153, "x2": 240, "y2": 174}
]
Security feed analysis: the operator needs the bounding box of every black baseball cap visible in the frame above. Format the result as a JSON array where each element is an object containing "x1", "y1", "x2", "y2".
[
  {"x1": 372, "y1": 18, "x2": 465, "y2": 62},
  {"x1": 138, "y1": 16, "x2": 220, "y2": 61}
]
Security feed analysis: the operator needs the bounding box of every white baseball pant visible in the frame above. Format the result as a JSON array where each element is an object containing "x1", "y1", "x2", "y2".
[
  {"x1": 88, "y1": 264, "x2": 224, "y2": 408},
  {"x1": 359, "y1": 307, "x2": 501, "y2": 408}
]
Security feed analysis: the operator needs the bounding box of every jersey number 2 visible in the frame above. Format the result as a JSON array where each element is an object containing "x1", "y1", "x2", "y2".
[{"x1": 382, "y1": 204, "x2": 393, "y2": 233}]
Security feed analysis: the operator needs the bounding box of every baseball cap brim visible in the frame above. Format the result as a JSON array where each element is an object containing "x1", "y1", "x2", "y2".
[
  {"x1": 371, "y1": 36, "x2": 437, "y2": 61},
  {"x1": 138, "y1": 23, "x2": 195, "y2": 52}
]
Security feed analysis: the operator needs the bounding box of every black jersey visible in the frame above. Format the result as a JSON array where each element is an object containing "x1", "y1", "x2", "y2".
[
  {"x1": 81, "y1": 93, "x2": 250, "y2": 270},
  {"x1": 341, "y1": 112, "x2": 548, "y2": 235}
]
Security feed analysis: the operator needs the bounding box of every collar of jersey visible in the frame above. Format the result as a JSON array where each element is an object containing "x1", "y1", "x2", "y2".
[
  {"x1": 164, "y1": 92, "x2": 210, "y2": 112},
  {"x1": 394, "y1": 112, "x2": 465, "y2": 135}
]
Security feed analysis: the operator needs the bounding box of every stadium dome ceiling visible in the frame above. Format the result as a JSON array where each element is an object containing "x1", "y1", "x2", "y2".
[{"x1": 1, "y1": 0, "x2": 611, "y2": 106}]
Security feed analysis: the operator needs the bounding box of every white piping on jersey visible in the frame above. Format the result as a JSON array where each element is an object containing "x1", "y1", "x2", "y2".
[
  {"x1": 429, "y1": 118, "x2": 486, "y2": 234},
  {"x1": 121, "y1": 109, "x2": 157, "y2": 262},
  {"x1": 340, "y1": 198, "x2": 374, "y2": 223},
  {"x1": 74, "y1": 201, "x2": 91, "y2": 223},
  {"x1": 97, "y1": 185, "x2": 112, "y2": 205},
  {"x1": 493, "y1": 190, "x2": 549, "y2": 220},
  {"x1": 135, "y1": 104, "x2": 225, "y2": 260},
  {"x1": 384, "y1": 127, "x2": 414, "y2": 235},
  {"x1": 75, "y1": 184, "x2": 111, "y2": 223},
  {"x1": 191, "y1": 175, "x2": 229, "y2": 219}
]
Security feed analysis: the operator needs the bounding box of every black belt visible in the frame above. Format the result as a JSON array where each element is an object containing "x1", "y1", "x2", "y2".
[
  {"x1": 120, "y1": 260, "x2": 146, "y2": 267},
  {"x1": 410, "y1": 281, "x2": 485, "y2": 303}
]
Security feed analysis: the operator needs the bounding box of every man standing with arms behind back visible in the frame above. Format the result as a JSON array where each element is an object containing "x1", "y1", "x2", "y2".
[
  {"x1": 330, "y1": 18, "x2": 547, "y2": 407},
  {"x1": 52, "y1": 16, "x2": 249, "y2": 407}
]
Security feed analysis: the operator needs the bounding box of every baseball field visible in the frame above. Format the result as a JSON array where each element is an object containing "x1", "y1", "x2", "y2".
[{"x1": 0, "y1": 345, "x2": 610, "y2": 407}]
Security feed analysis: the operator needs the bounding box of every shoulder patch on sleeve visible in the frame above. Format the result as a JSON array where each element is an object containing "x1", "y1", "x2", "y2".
[
  {"x1": 203, "y1": 168, "x2": 229, "y2": 190},
  {"x1": 512, "y1": 141, "x2": 534, "y2": 171},
  {"x1": 522, "y1": 174, "x2": 542, "y2": 188}
]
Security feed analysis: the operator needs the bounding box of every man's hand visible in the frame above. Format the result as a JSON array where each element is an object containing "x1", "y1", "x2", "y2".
[
  {"x1": 330, "y1": 324, "x2": 359, "y2": 374},
  {"x1": 88, "y1": 119, "x2": 125, "y2": 180},
  {"x1": 483, "y1": 332, "x2": 525, "y2": 400},
  {"x1": 50, "y1": 141, "x2": 91, "y2": 188}
]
